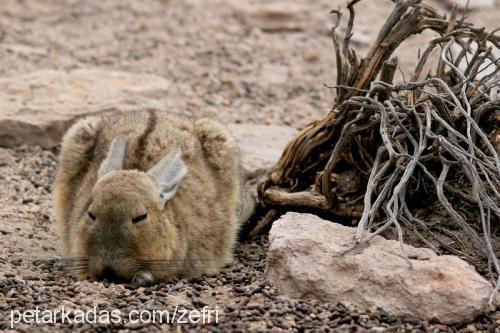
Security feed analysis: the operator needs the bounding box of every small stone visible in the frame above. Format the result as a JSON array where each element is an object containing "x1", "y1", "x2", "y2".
[
  {"x1": 234, "y1": 286, "x2": 246, "y2": 294},
  {"x1": 235, "y1": 3, "x2": 309, "y2": 32},
  {"x1": 22, "y1": 198, "x2": 34, "y2": 204},
  {"x1": 303, "y1": 49, "x2": 319, "y2": 63},
  {"x1": 490, "y1": 311, "x2": 500, "y2": 320},
  {"x1": 155, "y1": 291, "x2": 168, "y2": 297},
  {"x1": 466, "y1": 324, "x2": 477, "y2": 332},
  {"x1": 193, "y1": 298, "x2": 208, "y2": 307}
]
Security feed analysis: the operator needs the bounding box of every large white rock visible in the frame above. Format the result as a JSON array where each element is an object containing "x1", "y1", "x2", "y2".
[
  {"x1": 0, "y1": 69, "x2": 171, "y2": 147},
  {"x1": 266, "y1": 212, "x2": 498, "y2": 324}
]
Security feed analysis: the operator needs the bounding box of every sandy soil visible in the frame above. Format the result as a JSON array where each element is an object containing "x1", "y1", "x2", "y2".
[{"x1": 0, "y1": 0, "x2": 499, "y2": 332}]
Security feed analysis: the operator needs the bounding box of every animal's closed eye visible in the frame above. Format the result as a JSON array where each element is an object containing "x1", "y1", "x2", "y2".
[
  {"x1": 88, "y1": 212, "x2": 96, "y2": 221},
  {"x1": 132, "y1": 214, "x2": 147, "y2": 223}
]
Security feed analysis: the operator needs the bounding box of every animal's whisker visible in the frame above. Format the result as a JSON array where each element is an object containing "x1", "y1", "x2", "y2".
[
  {"x1": 135, "y1": 265, "x2": 182, "y2": 268},
  {"x1": 63, "y1": 262, "x2": 90, "y2": 267},
  {"x1": 65, "y1": 269, "x2": 89, "y2": 275},
  {"x1": 65, "y1": 256, "x2": 90, "y2": 260},
  {"x1": 62, "y1": 257, "x2": 90, "y2": 261},
  {"x1": 134, "y1": 262, "x2": 216, "y2": 267},
  {"x1": 133, "y1": 264, "x2": 224, "y2": 272},
  {"x1": 62, "y1": 259, "x2": 90, "y2": 271},
  {"x1": 135, "y1": 265, "x2": 221, "y2": 269},
  {"x1": 64, "y1": 264, "x2": 88, "y2": 270},
  {"x1": 135, "y1": 259, "x2": 219, "y2": 264},
  {"x1": 64, "y1": 265, "x2": 89, "y2": 269},
  {"x1": 63, "y1": 259, "x2": 90, "y2": 263},
  {"x1": 66, "y1": 269, "x2": 88, "y2": 273},
  {"x1": 61, "y1": 259, "x2": 90, "y2": 265}
]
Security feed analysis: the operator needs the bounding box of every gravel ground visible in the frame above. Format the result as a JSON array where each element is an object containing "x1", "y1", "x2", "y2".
[
  {"x1": 1, "y1": 144, "x2": 500, "y2": 331},
  {"x1": 1, "y1": 0, "x2": 500, "y2": 331}
]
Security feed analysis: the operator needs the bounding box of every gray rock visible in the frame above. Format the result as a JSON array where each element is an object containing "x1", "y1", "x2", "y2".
[
  {"x1": 0, "y1": 69, "x2": 297, "y2": 179},
  {"x1": 0, "y1": 69, "x2": 171, "y2": 147},
  {"x1": 266, "y1": 212, "x2": 498, "y2": 324},
  {"x1": 227, "y1": 123, "x2": 296, "y2": 178}
]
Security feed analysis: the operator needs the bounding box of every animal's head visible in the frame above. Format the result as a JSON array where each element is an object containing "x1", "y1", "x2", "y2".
[{"x1": 71, "y1": 135, "x2": 187, "y2": 286}]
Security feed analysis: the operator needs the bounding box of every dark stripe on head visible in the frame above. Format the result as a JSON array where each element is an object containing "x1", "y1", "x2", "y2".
[{"x1": 134, "y1": 110, "x2": 157, "y2": 169}]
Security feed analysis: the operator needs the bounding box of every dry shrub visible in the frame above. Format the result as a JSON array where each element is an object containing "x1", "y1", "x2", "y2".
[{"x1": 255, "y1": 0, "x2": 500, "y2": 301}]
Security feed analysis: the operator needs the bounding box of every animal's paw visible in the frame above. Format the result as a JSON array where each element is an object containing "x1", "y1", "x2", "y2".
[{"x1": 132, "y1": 271, "x2": 155, "y2": 287}]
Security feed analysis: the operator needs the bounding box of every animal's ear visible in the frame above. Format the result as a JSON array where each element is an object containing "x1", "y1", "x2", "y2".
[
  {"x1": 98, "y1": 135, "x2": 127, "y2": 179},
  {"x1": 147, "y1": 148, "x2": 187, "y2": 206}
]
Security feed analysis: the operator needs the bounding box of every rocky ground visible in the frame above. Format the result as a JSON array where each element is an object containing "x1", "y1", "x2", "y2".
[{"x1": 0, "y1": 0, "x2": 500, "y2": 332}]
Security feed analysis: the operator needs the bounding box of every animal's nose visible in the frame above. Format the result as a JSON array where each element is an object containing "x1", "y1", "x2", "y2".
[{"x1": 97, "y1": 266, "x2": 119, "y2": 281}]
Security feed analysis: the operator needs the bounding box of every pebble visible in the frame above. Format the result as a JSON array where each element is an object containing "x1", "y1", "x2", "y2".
[
  {"x1": 155, "y1": 291, "x2": 168, "y2": 297},
  {"x1": 303, "y1": 49, "x2": 320, "y2": 62},
  {"x1": 234, "y1": 286, "x2": 246, "y2": 293},
  {"x1": 193, "y1": 298, "x2": 208, "y2": 307},
  {"x1": 22, "y1": 198, "x2": 34, "y2": 204}
]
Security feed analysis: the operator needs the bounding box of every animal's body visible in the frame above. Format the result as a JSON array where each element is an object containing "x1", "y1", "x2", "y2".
[{"x1": 53, "y1": 110, "x2": 246, "y2": 285}]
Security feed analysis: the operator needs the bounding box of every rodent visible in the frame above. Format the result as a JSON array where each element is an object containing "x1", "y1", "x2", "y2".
[{"x1": 53, "y1": 110, "x2": 253, "y2": 286}]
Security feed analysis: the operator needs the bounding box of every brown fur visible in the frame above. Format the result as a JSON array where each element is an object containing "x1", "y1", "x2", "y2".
[{"x1": 53, "y1": 110, "x2": 242, "y2": 283}]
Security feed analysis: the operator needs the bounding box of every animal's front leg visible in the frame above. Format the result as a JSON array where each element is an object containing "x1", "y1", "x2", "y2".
[{"x1": 131, "y1": 271, "x2": 155, "y2": 287}]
